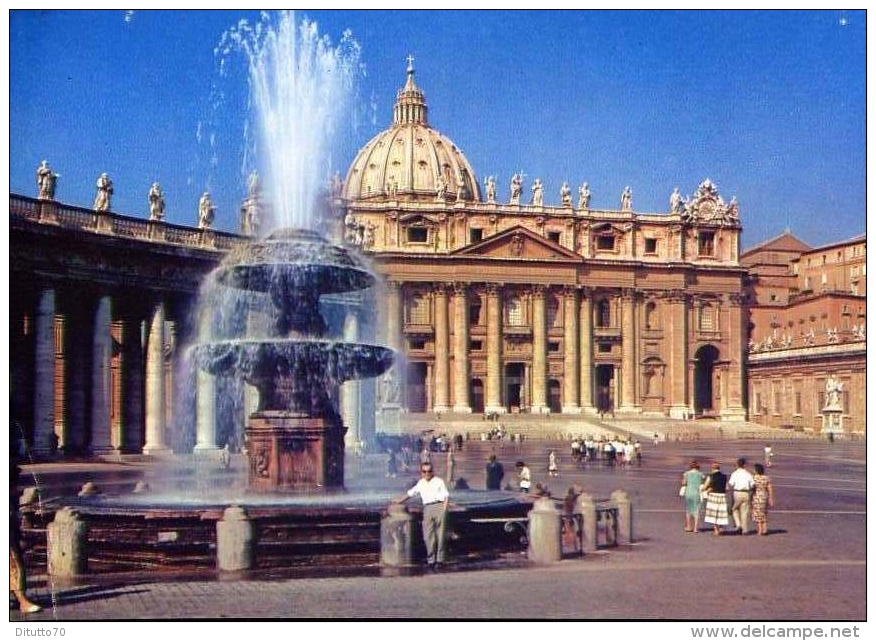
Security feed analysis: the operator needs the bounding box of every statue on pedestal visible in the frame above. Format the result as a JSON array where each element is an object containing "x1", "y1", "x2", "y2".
[
  {"x1": 485, "y1": 175, "x2": 497, "y2": 203},
  {"x1": 578, "y1": 183, "x2": 591, "y2": 210},
  {"x1": 148, "y1": 183, "x2": 166, "y2": 221},
  {"x1": 36, "y1": 160, "x2": 58, "y2": 200},
  {"x1": 435, "y1": 176, "x2": 447, "y2": 201},
  {"x1": 824, "y1": 375, "x2": 843, "y2": 410},
  {"x1": 510, "y1": 173, "x2": 523, "y2": 205},
  {"x1": 531, "y1": 178, "x2": 544, "y2": 206},
  {"x1": 560, "y1": 182, "x2": 572, "y2": 207},
  {"x1": 670, "y1": 187, "x2": 683, "y2": 213},
  {"x1": 198, "y1": 192, "x2": 216, "y2": 229},
  {"x1": 93, "y1": 173, "x2": 114, "y2": 212},
  {"x1": 621, "y1": 186, "x2": 633, "y2": 211}
]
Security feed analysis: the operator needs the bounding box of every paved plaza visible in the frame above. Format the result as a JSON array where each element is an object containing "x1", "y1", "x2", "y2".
[{"x1": 10, "y1": 436, "x2": 866, "y2": 621}]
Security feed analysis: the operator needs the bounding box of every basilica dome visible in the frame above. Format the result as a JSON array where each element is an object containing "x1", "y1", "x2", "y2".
[{"x1": 343, "y1": 61, "x2": 481, "y2": 203}]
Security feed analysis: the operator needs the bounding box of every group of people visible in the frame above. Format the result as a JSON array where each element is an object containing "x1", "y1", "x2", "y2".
[
  {"x1": 681, "y1": 456, "x2": 775, "y2": 536},
  {"x1": 570, "y1": 436, "x2": 642, "y2": 468}
]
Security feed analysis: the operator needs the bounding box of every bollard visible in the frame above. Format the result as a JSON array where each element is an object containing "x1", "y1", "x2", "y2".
[
  {"x1": 380, "y1": 503, "x2": 417, "y2": 569},
  {"x1": 47, "y1": 507, "x2": 88, "y2": 577},
  {"x1": 216, "y1": 506, "x2": 255, "y2": 571},
  {"x1": 575, "y1": 492, "x2": 598, "y2": 553},
  {"x1": 611, "y1": 489, "x2": 633, "y2": 545},
  {"x1": 527, "y1": 497, "x2": 562, "y2": 563},
  {"x1": 20, "y1": 486, "x2": 40, "y2": 507}
]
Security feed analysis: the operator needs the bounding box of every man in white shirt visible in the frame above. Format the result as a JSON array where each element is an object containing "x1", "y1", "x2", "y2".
[
  {"x1": 395, "y1": 463, "x2": 450, "y2": 570},
  {"x1": 728, "y1": 457, "x2": 755, "y2": 534}
]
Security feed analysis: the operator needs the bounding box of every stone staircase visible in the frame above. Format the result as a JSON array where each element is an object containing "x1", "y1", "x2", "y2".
[{"x1": 388, "y1": 412, "x2": 825, "y2": 442}]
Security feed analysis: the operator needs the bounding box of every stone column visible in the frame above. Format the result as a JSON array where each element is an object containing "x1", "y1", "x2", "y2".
[
  {"x1": 611, "y1": 489, "x2": 633, "y2": 545},
  {"x1": 721, "y1": 293, "x2": 747, "y2": 421},
  {"x1": 432, "y1": 284, "x2": 450, "y2": 412},
  {"x1": 90, "y1": 295, "x2": 114, "y2": 454},
  {"x1": 578, "y1": 289, "x2": 595, "y2": 413},
  {"x1": 485, "y1": 283, "x2": 504, "y2": 414},
  {"x1": 53, "y1": 313, "x2": 67, "y2": 451},
  {"x1": 380, "y1": 504, "x2": 417, "y2": 571},
  {"x1": 385, "y1": 280, "x2": 404, "y2": 407},
  {"x1": 451, "y1": 282, "x2": 471, "y2": 413},
  {"x1": 562, "y1": 286, "x2": 580, "y2": 413},
  {"x1": 33, "y1": 287, "x2": 57, "y2": 457},
  {"x1": 620, "y1": 290, "x2": 637, "y2": 411},
  {"x1": 143, "y1": 300, "x2": 170, "y2": 455},
  {"x1": 531, "y1": 286, "x2": 548, "y2": 413},
  {"x1": 668, "y1": 291, "x2": 689, "y2": 418},
  {"x1": 194, "y1": 305, "x2": 218, "y2": 452},
  {"x1": 342, "y1": 308, "x2": 361, "y2": 445}
]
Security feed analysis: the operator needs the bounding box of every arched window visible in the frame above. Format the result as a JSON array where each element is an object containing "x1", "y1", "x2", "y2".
[
  {"x1": 506, "y1": 296, "x2": 525, "y2": 326},
  {"x1": 405, "y1": 293, "x2": 430, "y2": 325},
  {"x1": 596, "y1": 299, "x2": 611, "y2": 328}
]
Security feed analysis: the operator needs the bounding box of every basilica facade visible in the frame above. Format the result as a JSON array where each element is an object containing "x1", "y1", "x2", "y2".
[{"x1": 338, "y1": 64, "x2": 748, "y2": 422}]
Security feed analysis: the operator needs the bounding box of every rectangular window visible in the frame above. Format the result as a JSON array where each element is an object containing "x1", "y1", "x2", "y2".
[
  {"x1": 548, "y1": 341, "x2": 560, "y2": 353},
  {"x1": 469, "y1": 301, "x2": 482, "y2": 325},
  {"x1": 469, "y1": 228, "x2": 483, "y2": 243},
  {"x1": 755, "y1": 392, "x2": 763, "y2": 415},
  {"x1": 794, "y1": 391, "x2": 802, "y2": 415},
  {"x1": 598, "y1": 343, "x2": 612, "y2": 353},
  {"x1": 843, "y1": 390, "x2": 850, "y2": 414},
  {"x1": 644, "y1": 238, "x2": 657, "y2": 254},
  {"x1": 773, "y1": 384, "x2": 782, "y2": 415},
  {"x1": 469, "y1": 339, "x2": 483, "y2": 351},
  {"x1": 596, "y1": 235, "x2": 615, "y2": 251},
  {"x1": 407, "y1": 227, "x2": 428, "y2": 243},
  {"x1": 698, "y1": 232, "x2": 715, "y2": 256},
  {"x1": 547, "y1": 231, "x2": 561, "y2": 244},
  {"x1": 408, "y1": 338, "x2": 426, "y2": 350}
]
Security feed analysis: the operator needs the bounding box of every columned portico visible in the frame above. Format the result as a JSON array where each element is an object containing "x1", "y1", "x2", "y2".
[
  {"x1": 485, "y1": 283, "x2": 504, "y2": 414},
  {"x1": 89, "y1": 294, "x2": 114, "y2": 454},
  {"x1": 143, "y1": 299, "x2": 171, "y2": 455},
  {"x1": 531, "y1": 285, "x2": 548, "y2": 413},
  {"x1": 562, "y1": 286, "x2": 580, "y2": 413},
  {"x1": 668, "y1": 291, "x2": 690, "y2": 418},
  {"x1": 451, "y1": 282, "x2": 471, "y2": 413},
  {"x1": 619, "y1": 290, "x2": 639, "y2": 412},
  {"x1": 432, "y1": 284, "x2": 450, "y2": 412},
  {"x1": 194, "y1": 304, "x2": 218, "y2": 452},
  {"x1": 33, "y1": 287, "x2": 57, "y2": 456},
  {"x1": 578, "y1": 289, "x2": 595, "y2": 413},
  {"x1": 341, "y1": 308, "x2": 362, "y2": 445}
]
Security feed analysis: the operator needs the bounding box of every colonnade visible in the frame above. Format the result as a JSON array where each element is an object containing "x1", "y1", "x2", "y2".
[
  {"x1": 15, "y1": 284, "x2": 182, "y2": 458},
  {"x1": 374, "y1": 281, "x2": 739, "y2": 417}
]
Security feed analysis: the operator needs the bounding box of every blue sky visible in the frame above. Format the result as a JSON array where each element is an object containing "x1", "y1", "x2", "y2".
[{"x1": 8, "y1": 9, "x2": 867, "y2": 249}]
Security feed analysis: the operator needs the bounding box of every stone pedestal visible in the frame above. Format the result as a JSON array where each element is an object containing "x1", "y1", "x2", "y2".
[
  {"x1": 822, "y1": 408, "x2": 844, "y2": 436},
  {"x1": 376, "y1": 403, "x2": 402, "y2": 434},
  {"x1": 246, "y1": 412, "x2": 345, "y2": 492},
  {"x1": 575, "y1": 492, "x2": 598, "y2": 553},
  {"x1": 611, "y1": 489, "x2": 633, "y2": 545},
  {"x1": 216, "y1": 506, "x2": 255, "y2": 571},
  {"x1": 47, "y1": 507, "x2": 88, "y2": 577},
  {"x1": 527, "y1": 497, "x2": 562, "y2": 563},
  {"x1": 380, "y1": 504, "x2": 417, "y2": 569}
]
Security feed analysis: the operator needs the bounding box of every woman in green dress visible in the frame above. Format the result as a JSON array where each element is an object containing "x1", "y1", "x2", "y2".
[{"x1": 681, "y1": 460, "x2": 705, "y2": 533}]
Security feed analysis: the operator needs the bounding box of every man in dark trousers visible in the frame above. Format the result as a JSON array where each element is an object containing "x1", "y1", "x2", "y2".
[{"x1": 485, "y1": 454, "x2": 505, "y2": 490}]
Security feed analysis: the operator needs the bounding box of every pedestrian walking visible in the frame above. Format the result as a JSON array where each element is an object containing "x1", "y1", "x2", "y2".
[
  {"x1": 548, "y1": 450, "x2": 559, "y2": 477},
  {"x1": 702, "y1": 461, "x2": 730, "y2": 535},
  {"x1": 764, "y1": 444, "x2": 774, "y2": 468},
  {"x1": 485, "y1": 454, "x2": 505, "y2": 490},
  {"x1": 728, "y1": 457, "x2": 755, "y2": 534},
  {"x1": 386, "y1": 450, "x2": 398, "y2": 478},
  {"x1": 516, "y1": 461, "x2": 532, "y2": 493},
  {"x1": 680, "y1": 460, "x2": 705, "y2": 533},
  {"x1": 446, "y1": 445, "x2": 456, "y2": 483},
  {"x1": 752, "y1": 463, "x2": 776, "y2": 535}
]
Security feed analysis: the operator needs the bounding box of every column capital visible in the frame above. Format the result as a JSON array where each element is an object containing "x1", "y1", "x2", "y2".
[
  {"x1": 485, "y1": 282, "x2": 503, "y2": 297},
  {"x1": 561, "y1": 285, "x2": 579, "y2": 298},
  {"x1": 451, "y1": 281, "x2": 469, "y2": 296},
  {"x1": 532, "y1": 284, "x2": 547, "y2": 299},
  {"x1": 433, "y1": 282, "x2": 449, "y2": 296}
]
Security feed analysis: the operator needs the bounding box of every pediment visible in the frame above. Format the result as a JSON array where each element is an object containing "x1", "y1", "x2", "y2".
[
  {"x1": 398, "y1": 213, "x2": 442, "y2": 226},
  {"x1": 452, "y1": 225, "x2": 582, "y2": 261}
]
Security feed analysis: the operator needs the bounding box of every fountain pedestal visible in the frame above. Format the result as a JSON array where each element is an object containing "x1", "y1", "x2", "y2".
[{"x1": 247, "y1": 413, "x2": 346, "y2": 491}]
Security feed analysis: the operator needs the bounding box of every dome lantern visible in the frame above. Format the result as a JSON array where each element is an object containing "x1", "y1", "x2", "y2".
[{"x1": 393, "y1": 55, "x2": 428, "y2": 125}]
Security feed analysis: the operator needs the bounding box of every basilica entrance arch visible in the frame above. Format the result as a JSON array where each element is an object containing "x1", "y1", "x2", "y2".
[
  {"x1": 693, "y1": 345, "x2": 720, "y2": 415},
  {"x1": 406, "y1": 362, "x2": 427, "y2": 412},
  {"x1": 505, "y1": 363, "x2": 525, "y2": 412},
  {"x1": 595, "y1": 364, "x2": 615, "y2": 414},
  {"x1": 470, "y1": 378, "x2": 484, "y2": 414}
]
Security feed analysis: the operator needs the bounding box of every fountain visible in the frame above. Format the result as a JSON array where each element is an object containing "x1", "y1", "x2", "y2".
[
  {"x1": 192, "y1": 228, "x2": 393, "y2": 491},
  {"x1": 17, "y1": 11, "x2": 531, "y2": 580}
]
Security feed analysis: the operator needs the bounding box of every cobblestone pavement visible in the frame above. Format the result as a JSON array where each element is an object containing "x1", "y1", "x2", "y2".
[{"x1": 10, "y1": 437, "x2": 866, "y2": 621}]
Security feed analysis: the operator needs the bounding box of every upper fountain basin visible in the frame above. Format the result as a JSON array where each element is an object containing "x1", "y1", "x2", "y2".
[{"x1": 216, "y1": 228, "x2": 375, "y2": 295}]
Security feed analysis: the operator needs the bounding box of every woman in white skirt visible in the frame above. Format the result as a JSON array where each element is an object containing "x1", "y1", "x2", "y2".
[{"x1": 702, "y1": 461, "x2": 730, "y2": 536}]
